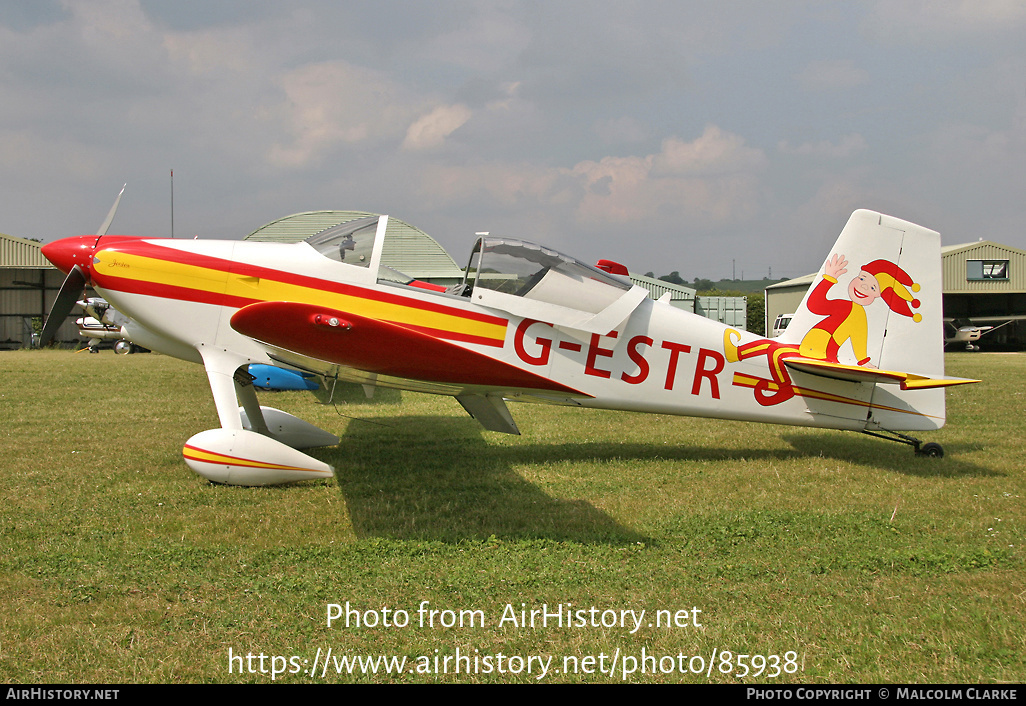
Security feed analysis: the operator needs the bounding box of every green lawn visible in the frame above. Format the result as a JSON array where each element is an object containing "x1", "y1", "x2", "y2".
[{"x1": 0, "y1": 350, "x2": 1022, "y2": 683}]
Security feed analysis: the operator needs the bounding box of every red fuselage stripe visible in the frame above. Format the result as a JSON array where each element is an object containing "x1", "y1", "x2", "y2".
[{"x1": 94, "y1": 239, "x2": 506, "y2": 327}]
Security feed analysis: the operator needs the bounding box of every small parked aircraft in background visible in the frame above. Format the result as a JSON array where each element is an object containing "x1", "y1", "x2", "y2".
[
  {"x1": 41, "y1": 196, "x2": 978, "y2": 485},
  {"x1": 944, "y1": 319, "x2": 1016, "y2": 351},
  {"x1": 73, "y1": 297, "x2": 142, "y2": 353},
  {"x1": 74, "y1": 297, "x2": 317, "y2": 392}
]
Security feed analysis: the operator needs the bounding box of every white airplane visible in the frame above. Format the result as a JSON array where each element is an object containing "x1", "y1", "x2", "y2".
[
  {"x1": 74, "y1": 297, "x2": 142, "y2": 353},
  {"x1": 40, "y1": 202, "x2": 978, "y2": 485},
  {"x1": 944, "y1": 319, "x2": 1016, "y2": 351}
]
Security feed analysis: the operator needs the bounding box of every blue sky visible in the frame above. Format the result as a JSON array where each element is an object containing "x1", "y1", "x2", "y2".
[{"x1": 1, "y1": 1, "x2": 1023, "y2": 280}]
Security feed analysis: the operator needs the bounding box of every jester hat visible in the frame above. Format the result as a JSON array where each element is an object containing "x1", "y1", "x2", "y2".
[{"x1": 861, "y1": 259, "x2": 922, "y2": 322}]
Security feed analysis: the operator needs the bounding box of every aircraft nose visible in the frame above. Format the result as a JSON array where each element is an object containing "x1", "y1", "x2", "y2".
[{"x1": 41, "y1": 235, "x2": 99, "y2": 276}]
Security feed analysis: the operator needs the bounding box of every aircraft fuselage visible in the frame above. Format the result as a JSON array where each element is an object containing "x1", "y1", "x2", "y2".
[{"x1": 54, "y1": 232, "x2": 934, "y2": 434}]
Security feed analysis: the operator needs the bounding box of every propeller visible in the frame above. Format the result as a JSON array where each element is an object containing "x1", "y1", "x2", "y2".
[
  {"x1": 38, "y1": 265, "x2": 88, "y2": 346},
  {"x1": 95, "y1": 183, "x2": 126, "y2": 237},
  {"x1": 38, "y1": 184, "x2": 126, "y2": 347}
]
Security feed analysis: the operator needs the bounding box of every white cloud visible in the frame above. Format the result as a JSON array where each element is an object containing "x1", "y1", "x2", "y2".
[
  {"x1": 410, "y1": 125, "x2": 767, "y2": 230},
  {"x1": 403, "y1": 104, "x2": 473, "y2": 151},
  {"x1": 162, "y1": 26, "x2": 260, "y2": 75},
  {"x1": 1, "y1": 1, "x2": 1023, "y2": 270},
  {"x1": 650, "y1": 126, "x2": 768, "y2": 177},
  {"x1": 568, "y1": 126, "x2": 768, "y2": 228},
  {"x1": 268, "y1": 61, "x2": 417, "y2": 167},
  {"x1": 62, "y1": 0, "x2": 152, "y2": 43},
  {"x1": 486, "y1": 81, "x2": 523, "y2": 112}
]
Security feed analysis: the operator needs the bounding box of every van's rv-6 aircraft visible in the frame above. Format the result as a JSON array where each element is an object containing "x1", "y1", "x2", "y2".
[{"x1": 40, "y1": 198, "x2": 979, "y2": 485}]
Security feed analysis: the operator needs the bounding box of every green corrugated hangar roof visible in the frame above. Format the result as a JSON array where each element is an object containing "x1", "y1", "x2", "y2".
[{"x1": 245, "y1": 211, "x2": 464, "y2": 280}]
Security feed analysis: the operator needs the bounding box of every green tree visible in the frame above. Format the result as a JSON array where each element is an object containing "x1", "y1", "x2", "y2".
[{"x1": 746, "y1": 293, "x2": 765, "y2": 336}]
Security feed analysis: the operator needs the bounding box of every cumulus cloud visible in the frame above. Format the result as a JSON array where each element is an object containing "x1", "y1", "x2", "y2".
[
  {"x1": 486, "y1": 81, "x2": 523, "y2": 112},
  {"x1": 403, "y1": 104, "x2": 473, "y2": 151},
  {"x1": 411, "y1": 125, "x2": 768, "y2": 230},
  {"x1": 570, "y1": 128, "x2": 767, "y2": 227},
  {"x1": 162, "y1": 25, "x2": 261, "y2": 75},
  {"x1": 650, "y1": 126, "x2": 768, "y2": 177},
  {"x1": 268, "y1": 61, "x2": 417, "y2": 167},
  {"x1": 2, "y1": 1, "x2": 1023, "y2": 271},
  {"x1": 63, "y1": 0, "x2": 153, "y2": 44}
]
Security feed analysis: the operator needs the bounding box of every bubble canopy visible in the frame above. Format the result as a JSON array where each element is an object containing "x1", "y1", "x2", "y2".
[
  {"x1": 465, "y1": 237, "x2": 631, "y2": 310},
  {"x1": 462, "y1": 236, "x2": 648, "y2": 333},
  {"x1": 305, "y1": 215, "x2": 379, "y2": 268}
]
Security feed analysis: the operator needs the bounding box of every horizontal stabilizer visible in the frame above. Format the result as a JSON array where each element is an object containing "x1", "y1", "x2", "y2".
[{"x1": 783, "y1": 358, "x2": 979, "y2": 390}]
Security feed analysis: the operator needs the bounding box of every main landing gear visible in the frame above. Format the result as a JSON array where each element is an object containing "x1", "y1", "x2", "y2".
[{"x1": 861, "y1": 429, "x2": 944, "y2": 458}]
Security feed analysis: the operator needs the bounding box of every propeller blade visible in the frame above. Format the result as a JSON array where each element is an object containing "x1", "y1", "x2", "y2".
[
  {"x1": 96, "y1": 183, "x2": 126, "y2": 236},
  {"x1": 39, "y1": 265, "x2": 88, "y2": 346}
]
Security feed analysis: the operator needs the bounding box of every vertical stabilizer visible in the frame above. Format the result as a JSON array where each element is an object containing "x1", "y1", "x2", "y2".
[{"x1": 779, "y1": 210, "x2": 946, "y2": 429}]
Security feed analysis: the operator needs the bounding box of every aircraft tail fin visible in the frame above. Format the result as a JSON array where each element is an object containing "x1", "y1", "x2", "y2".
[{"x1": 778, "y1": 210, "x2": 950, "y2": 430}]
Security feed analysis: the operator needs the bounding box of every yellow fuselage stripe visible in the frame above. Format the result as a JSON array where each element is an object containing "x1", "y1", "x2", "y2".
[{"x1": 102, "y1": 250, "x2": 507, "y2": 344}]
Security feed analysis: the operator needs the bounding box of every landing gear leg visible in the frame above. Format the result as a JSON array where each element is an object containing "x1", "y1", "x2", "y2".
[
  {"x1": 185, "y1": 348, "x2": 336, "y2": 485},
  {"x1": 861, "y1": 430, "x2": 944, "y2": 458}
]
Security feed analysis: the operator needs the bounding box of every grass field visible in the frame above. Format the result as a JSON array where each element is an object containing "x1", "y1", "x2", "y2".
[{"x1": 0, "y1": 350, "x2": 1022, "y2": 683}]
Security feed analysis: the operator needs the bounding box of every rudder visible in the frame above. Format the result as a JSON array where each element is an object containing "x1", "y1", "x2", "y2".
[{"x1": 779, "y1": 210, "x2": 946, "y2": 430}]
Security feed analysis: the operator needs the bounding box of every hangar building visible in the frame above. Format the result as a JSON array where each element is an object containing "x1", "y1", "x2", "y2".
[
  {"x1": 0, "y1": 232, "x2": 79, "y2": 348},
  {"x1": 627, "y1": 271, "x2": 748, "y2": 330},
  {"x1": 765, "y1": 239, "x2": 1026, "y2": 349}
]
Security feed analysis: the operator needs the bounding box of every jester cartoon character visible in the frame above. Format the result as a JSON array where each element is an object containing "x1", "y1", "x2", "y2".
[{"x1": 724, "y1": 255, "x2": 922, "y2": 406}]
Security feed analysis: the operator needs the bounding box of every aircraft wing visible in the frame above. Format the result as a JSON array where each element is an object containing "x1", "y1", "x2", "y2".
[
  {"x1": 783, "y1": 358, "x2": 979, "y2": 390},
  {"x1": 229, "y1": 301, "x2": 590, "y2": 396},
  {"x1": 946, "y1": 315, "x2": 1026, "y2": 324}
]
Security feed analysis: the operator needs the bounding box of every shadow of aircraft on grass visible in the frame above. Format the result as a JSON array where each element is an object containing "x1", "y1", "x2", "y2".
[
  {"x1": 320, "y1": 414, "x2": 652, "y2": 544},
  {"x1": 311, "y1": 399, "x2": 1000, "y2": 540},
  {"x1": 780, "y1": 433, "x2": 1001, "y2": 479}
]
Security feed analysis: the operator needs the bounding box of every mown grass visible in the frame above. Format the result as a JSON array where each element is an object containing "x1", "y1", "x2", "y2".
[{"x1": 0, "y1": 350, "x2": 1022, "y2": 683}]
